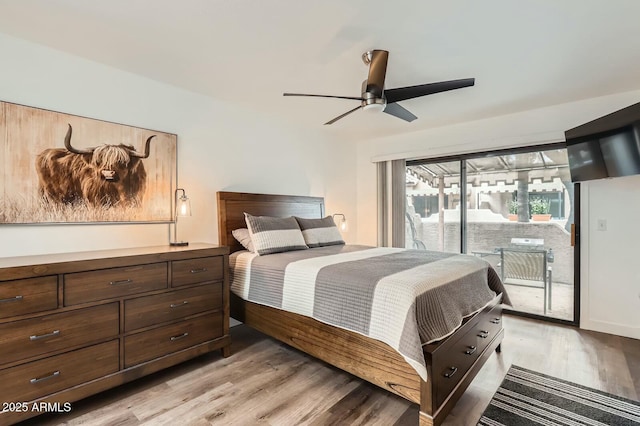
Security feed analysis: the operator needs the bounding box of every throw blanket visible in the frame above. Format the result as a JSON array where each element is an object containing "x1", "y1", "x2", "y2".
[{"x1": 230, "y1": 245, "x2": 509, "y2": 381}]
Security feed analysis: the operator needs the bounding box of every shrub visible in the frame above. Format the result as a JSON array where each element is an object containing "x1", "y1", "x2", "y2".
[{"x1": 529, "y1": 198, "x2": 550, "y2": 215}]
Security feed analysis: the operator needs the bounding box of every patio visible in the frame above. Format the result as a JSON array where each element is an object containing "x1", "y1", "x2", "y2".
[
  {"x1": 405, "y1": 148, "x2": 575, "y2": 321},
  {"x1": 504, "y1": 281, "x2": 573, "y2": 321}
]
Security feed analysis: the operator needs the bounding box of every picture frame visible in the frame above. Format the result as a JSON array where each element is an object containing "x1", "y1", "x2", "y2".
[{"x1": 0, "y1": 100, "x2": 177, "y2": 224}]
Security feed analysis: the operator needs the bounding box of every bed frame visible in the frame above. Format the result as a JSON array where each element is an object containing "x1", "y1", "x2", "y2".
[{"x1": 217, "y1": 191, "x2": 504, "y2": 426}]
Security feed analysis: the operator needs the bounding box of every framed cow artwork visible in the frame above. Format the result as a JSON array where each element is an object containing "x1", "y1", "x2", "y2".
[{"x1": 0, "y1": 100, "x2": 177, "y2": 224}]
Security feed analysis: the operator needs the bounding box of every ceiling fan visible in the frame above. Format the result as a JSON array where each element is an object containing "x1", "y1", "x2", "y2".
[{"x1": 283, "y1": 50, "x2": 475, "y2": 125}]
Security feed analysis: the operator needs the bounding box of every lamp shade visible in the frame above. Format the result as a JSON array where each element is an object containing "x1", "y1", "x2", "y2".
[
  {"x1": 176, "y1": 193, "x2": 191, "y2": 217},
  {"x1": 170, "y1": 188, "x2": 191, "y2": 246},
  {"x1": 332, "y1": 213, "x2": 348, "y2": 232}
]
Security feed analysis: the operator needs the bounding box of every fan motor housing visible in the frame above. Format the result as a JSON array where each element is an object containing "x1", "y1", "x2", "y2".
[{"x1": 362, "y1": 95, "x2": 386, "y2": 112}]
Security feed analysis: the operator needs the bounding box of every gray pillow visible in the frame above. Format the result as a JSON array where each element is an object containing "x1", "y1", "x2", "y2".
[
  {"x1": 244, "y1": 213, "x2": 308, "y2": 255},
  {"x1": 294, "y1": 216, "x2": 345, "y2": 248}
]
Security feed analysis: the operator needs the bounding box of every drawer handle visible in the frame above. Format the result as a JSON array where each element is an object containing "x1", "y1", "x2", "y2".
[
  {"x1": 465, "y1": 345, "x2": 477, "y2": 355},
  {"x1": 490, "y1": 318, "x2": 501, "y2": 324},
  {"x1": 170, "y1": 332, "x2": 189, "y2": 341},
  {"x1": 190, "y1": 268, "x2": 208, "y2": 274},
  {"x1": 110, "y1": 279, "x2": 133, "y2": 286},
  {"x1": 30, "y1": 330, "x2": 61, "y2": 341},
  {"x1": 0, "y1": 295, "x2": 23, "y2": 303},
  {"x1": 30, "y1": 370, "x2": 60, "y2": 384},
  {"x1": 443, "y1": 366, "x2": 458, "y2": 378},
  {"x1": 478, "y1": 330, "x2": 490, "y2": 339},
  {"x1": 170, "y1": 301, "x2": 189, "y2": 308}
]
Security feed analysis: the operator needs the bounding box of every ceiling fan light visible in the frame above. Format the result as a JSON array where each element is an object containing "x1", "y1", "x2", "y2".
[{"x1": 362, "y1": 102, "x2": 386, "y2": 113}]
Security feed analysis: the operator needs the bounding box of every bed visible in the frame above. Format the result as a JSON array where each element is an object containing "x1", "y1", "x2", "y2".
[{"x1": 217, "y1": 191, "x2": 507, "y2": 426}]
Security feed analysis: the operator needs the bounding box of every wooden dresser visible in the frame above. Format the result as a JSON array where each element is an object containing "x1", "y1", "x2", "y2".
[{"x1": 0, "y1": 243, "x2": 230, "y2": 425}]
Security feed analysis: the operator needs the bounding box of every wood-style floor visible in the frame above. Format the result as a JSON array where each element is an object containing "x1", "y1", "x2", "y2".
[{"x1": 18, "y1": 315, "x2": 640, "y2": 426}]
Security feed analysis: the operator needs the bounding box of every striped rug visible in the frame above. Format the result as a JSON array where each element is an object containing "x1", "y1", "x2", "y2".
[{"x1": 478, "y1": 365, "x2": 640, "y2": 425}]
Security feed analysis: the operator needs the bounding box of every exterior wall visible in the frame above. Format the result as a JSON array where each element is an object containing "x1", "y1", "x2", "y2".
[{"x1": 407, "y1": 215, "x2": 572, "y2": 284}]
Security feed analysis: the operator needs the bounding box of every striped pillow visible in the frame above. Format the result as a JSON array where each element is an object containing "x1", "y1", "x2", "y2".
[
  {"x1": 295, "y1": 216, "x2": 345, "y2": 248},
  {"x1": 244, "y1": 213, "x2": 308, "y2": 255}
]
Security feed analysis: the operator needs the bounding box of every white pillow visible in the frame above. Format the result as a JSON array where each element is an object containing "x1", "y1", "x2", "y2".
[{"x1": 232, "y1": 228, "x2": 255, "y2": 253}]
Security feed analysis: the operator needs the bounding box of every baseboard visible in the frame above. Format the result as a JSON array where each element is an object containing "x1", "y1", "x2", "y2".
[{"x1": 580, "y1": 319, "x2": 640, "y2": 340}]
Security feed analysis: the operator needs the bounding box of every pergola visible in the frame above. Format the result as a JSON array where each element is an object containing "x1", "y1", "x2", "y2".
[
  {"x1": 406, "y1": 149, "x2": 570, "y2": 190},
  {"x1": 405, "y1": 149, "x2": 574, "y2": 236}
]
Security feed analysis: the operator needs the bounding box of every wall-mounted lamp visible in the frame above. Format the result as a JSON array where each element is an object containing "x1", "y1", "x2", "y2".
[
  {"x1": 170, "y1": 188, "x2": 191, "y2": 246},
  {"x1": 332, "y1": 213, "x2": 348, "y2": 232}
]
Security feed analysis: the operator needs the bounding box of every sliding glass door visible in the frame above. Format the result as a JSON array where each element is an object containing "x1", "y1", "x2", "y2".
[
  {"x1": 405, "y1": 160, "x2": 460, "y2": 253},
  {"x1": 405, "y1": 146, "x2": 577, "y2": 323}
]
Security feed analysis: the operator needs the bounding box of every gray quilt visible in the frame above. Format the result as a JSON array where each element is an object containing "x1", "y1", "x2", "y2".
[{"x1": 230, "y1": 245, "x2": 509, "y2": 381}]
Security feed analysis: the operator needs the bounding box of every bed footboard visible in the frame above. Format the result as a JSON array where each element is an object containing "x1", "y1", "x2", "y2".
[
  {"x1": 231, "y1": 292, "x2": 422, "y2": 404},
  {"x1": 231, "y1": 293, "x2": 503, "y2": 425}
]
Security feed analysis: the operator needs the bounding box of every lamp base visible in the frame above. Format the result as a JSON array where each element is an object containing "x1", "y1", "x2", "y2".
[{"x1": 170, "y1": 241, "x2": 189, "y2": 247}]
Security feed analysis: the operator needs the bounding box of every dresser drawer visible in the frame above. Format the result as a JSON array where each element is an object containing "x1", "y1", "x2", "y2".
[
  {"x1": 0, "y1": 340, "x2": 119, "y2": 404},
  {"x1": 477, "y1": 304, "x2": 503, "y2": 342},
  {"x1": 431, "y1": 301, "x2": 503, "y2": 407},
  {"x1": 0, "y1": 276, "x2": 58, "y2": 319},
  {"x1": 124, "y1": 313, "x2": 223, "y2": 367},
  {"x1": 0, "y1": 303, "x2": 119, "y2": 366},
  {"x1": 172, "y1": 256, "x2": 223, "y2": 287},
  {"x1": 65, "y1": 263, "x2": 168, "y2": 305},
  {"x1": 124, "y1": 283, "x2": 223, "y2": 332},
  {"x1": 432, "y1": 327, "x2": 479, "y2": 407}
]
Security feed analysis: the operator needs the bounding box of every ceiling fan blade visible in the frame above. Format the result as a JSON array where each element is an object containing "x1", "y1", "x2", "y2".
[
  {"x1": 384, "y1": 78, "x2": 475, "y2": 103},
  {"x1": 283, "y1": 93, "x2": 363, "y2": 101},
  {"x1": 324, "y1": 105, "x2": 362, "y2": 125},
  {"x1": 383, "y1": 103, "x2": 417, "y2": 122},
  {"x1": 365, "y1": 50, "x2": 388, "y2": 98}
]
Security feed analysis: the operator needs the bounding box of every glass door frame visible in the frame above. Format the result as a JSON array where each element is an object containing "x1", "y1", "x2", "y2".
[{"x1": 407, "y1": 142, "x2": 580, "y2": 327}]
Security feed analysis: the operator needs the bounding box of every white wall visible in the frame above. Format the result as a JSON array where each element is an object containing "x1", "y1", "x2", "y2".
[
  {"x1": 580, "y1": 175, "x2": 640, "y2": 339},
  {"x1": 356, "y1": 91, "x2": 640, "y2": 340},
  {"x1": 0, "y1": 33, "x2": 358, "y2": 257}
]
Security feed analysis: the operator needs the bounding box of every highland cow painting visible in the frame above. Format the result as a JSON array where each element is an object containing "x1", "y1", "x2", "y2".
[{"x1": 0, "y1": 101, "x2": 177, "y2": 224}]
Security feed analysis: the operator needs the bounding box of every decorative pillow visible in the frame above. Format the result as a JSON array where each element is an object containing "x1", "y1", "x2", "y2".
[
  {"x1": 294, "y1": 216, "x2": 345, "y2": 248},
  {"x1": 244, "y1": 213, "x2": 308, "y2": 255},
  {"x1": 232, "y1": 228, "x2": 255, "y2": 253}
]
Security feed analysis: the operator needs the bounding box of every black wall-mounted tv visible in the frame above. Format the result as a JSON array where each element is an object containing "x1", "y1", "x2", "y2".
[
  {"x1": 566, "y1": 125, "x2": 640, "y2": 182},
  {"x1": 565, "y1": 102, "x2": 640, "y2": 182}
]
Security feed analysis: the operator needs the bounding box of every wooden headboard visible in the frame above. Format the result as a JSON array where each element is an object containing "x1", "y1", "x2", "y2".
[{"x1": 216, "y1": 191, "x2": 325, "y2": 253}]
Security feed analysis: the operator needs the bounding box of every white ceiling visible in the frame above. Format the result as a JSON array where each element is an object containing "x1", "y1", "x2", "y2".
[{"x1": 1, "y1": 0, "x2": 640, "y2": 140}]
